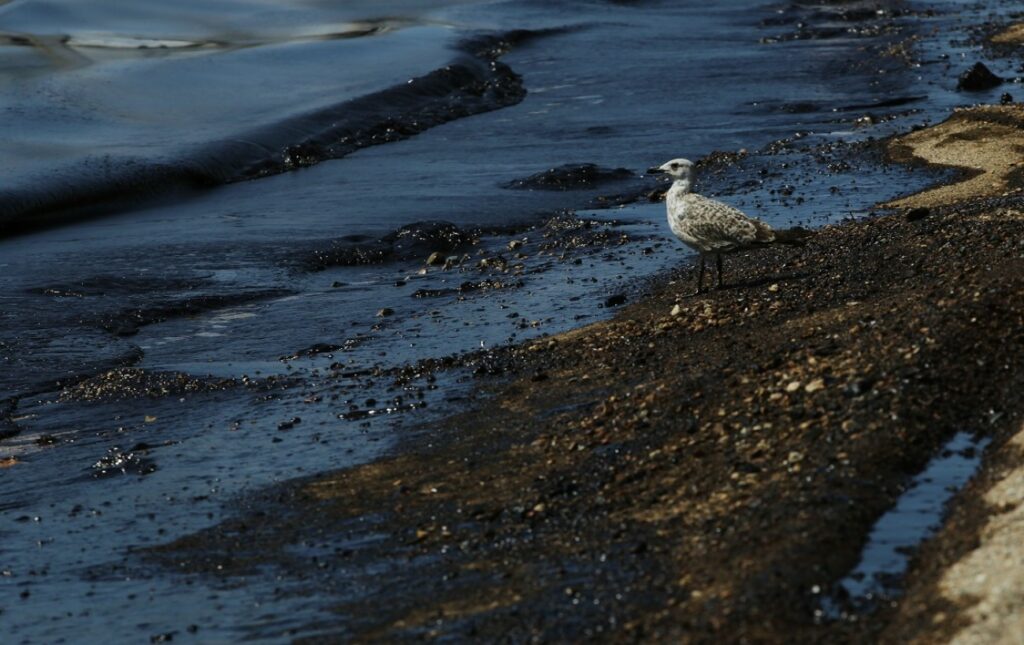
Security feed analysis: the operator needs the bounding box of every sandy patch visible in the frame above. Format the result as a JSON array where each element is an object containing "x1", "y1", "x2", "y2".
[
  {"x1": 885, "y1": 105, "x2": 1024, "y2": 209},
  {"x1": 940, "y1": 428, "x2": 1024, "y2": 645},
  {"x1": 991, "y1": 23, "x2": 1024, "y2": 45}
]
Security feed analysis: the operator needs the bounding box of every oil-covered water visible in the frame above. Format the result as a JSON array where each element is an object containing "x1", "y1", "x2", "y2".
[{"x1": 0, "y1": 0, "x2": 1016, "y2": 640}]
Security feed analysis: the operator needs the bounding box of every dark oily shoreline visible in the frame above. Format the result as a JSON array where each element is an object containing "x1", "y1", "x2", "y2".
[{"x1": 149, "y1": 106, "x2": 1024, "y2": 642}]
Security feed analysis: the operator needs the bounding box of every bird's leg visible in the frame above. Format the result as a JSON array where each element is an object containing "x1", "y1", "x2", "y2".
[
  {"x1": 716, "y1": 253, "x2": 724, "y2": 289},
  {"x1": 688, "y1": 255, "x2": 706, "y2": 297}
]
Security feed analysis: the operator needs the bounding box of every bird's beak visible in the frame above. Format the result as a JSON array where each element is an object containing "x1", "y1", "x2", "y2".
[{"x1": 646, "y1": 166, "x2": 665, "y2": 175}]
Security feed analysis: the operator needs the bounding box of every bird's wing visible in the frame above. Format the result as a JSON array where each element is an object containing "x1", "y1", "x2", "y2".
[{"x1": 681, "y1": 195, "x2": 774, "y2": 250}]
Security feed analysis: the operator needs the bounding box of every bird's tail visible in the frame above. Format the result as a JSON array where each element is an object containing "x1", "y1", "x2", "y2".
[{"x1": 773, "y1": 226, "x2": 813, "y2": 246}]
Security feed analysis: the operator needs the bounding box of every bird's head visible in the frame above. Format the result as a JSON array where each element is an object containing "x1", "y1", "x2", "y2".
[{"x1": 648, "y1": 158, "x2": 694, "y2": 181}]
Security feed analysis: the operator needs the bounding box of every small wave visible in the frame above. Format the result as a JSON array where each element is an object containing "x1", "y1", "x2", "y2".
[{"x1": 0, "y1": 29, "x2": 556, "y2": 238}]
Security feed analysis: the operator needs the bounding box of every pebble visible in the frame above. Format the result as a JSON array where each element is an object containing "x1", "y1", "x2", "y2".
[
  {"x1": 671, "y1": 304, "x2": 682, "y2": 316},
  {"x1": 804, "y1": 378, "x2": 825, "y2": 393},
  {"x1": 785, "y1": 381, "x2": 802, "y2": 393},
  {"x1": 377, "y1": 308, "x2": 395, "y2": 317},
  {"x1": 426, "y1": 252, "x2": 445, "y2": 266}
]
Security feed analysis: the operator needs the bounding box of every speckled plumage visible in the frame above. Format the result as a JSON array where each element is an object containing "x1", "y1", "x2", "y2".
[
  {"x1": 653, "y1": 157, "x2": 807, "y2": 293},
  {"x1": 666, "y1": 186, "x2": 776, "y2": 254}
]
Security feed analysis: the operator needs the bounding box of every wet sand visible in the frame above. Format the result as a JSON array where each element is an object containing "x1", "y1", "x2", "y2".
[{"x1": 150, "y1": 106, "x2": 1024, "y2": 641}]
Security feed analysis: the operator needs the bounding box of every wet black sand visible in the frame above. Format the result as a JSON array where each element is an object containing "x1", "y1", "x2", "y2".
[{"x1": 145, "y1": 106, "x2": 1024, "y2": 642}]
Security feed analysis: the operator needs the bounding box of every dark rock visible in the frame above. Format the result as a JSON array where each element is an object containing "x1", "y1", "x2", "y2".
[
  {"x1": 309, "y1": 241, "x2": 391, "y2": 269},
  {"x1": 308, "y1": 221, "x2": 473, "y2": 270},
  {"x1": 957, "y1": 62, "x2": 1003, "y2": 92},
  {"x1": 1001, "y1": 92, "x2": 1014, "y2": 105},
  {"x1": 504, "y1": 164, "x2": 635, "y2": 191},
  {"x1": 905, "y1": 207, "x2": 930, "y2": 222},
  {"x1": 377, "y1": 308, "x2": 395, "y2": 317},
  {"x1": 385, "y1": 221, "x2": 474, "y2": 260},
  {"x1": 604, "y1": 294, "x2": 627, "y2": 307}
]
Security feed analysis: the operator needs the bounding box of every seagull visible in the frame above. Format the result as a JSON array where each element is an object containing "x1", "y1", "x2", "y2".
[{"x1": 649, "y1": 158, "x2": 810, "y2": 295}]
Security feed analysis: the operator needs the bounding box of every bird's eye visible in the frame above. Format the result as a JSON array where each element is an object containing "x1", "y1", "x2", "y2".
[{"x1": 671, "y1": 163, "x2": 679, "y2": 169}]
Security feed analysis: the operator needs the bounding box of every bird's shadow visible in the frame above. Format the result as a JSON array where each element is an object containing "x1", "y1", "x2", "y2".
[
  {"x1": 723, "y1": 270, "x2": 811, "y2": 291},
  {"x1": 676, "y1": 269, "x2": 811, "y2": 298}
]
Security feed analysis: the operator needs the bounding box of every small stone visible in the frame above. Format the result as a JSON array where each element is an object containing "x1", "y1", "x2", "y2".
[
  {"x1": 376, "y1": 308, "x2": 395, "y2": 317},
  {"x1": 1001, "y1": 92, "x2": 1014, "y2": 105},
  {"x1": 508, "y1": 240, "x2": 523, "y2": 251},
  {"x1": 604, "y1": 294, "x2": 627, "y2": 307},
  {"x1": 331, "y1": 281, "x2": 346, "y2": 288},
  {"x1": 426, "y1": 252, "x2": 445, "y2": 266},
  {"x1": 768, "y1": 283, "x2": 780, "y2": 292},
  {"x1": 804, "y1": 378, "x2": 825, "y2": 393},
  {"x1": 785, "y1": 381, "x2": 802, "y2": 393},
  {"x1": 670, "y1": 304, "x2": 682, "y2": 316}
]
